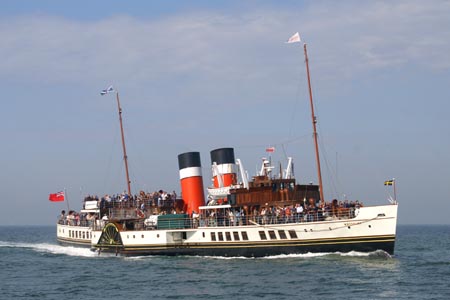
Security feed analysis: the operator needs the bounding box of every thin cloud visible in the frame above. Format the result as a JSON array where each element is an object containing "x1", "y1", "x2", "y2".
[{"x1": 0, "y1": 1, "x2": 449, "y2": 86}]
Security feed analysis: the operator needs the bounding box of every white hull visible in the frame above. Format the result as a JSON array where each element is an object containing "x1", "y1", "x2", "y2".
[
  {"x1": 56, "y1": 224, "x2": 93, "y2": 247},
  {"x1": 90, "y1": 204, "x2": 397, "y2": 257}
]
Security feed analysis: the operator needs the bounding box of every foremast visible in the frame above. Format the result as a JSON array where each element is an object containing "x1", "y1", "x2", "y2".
[
  {"x1": 115, "y1": 91, "x2": 132, "y2": 196},
  {"x1": 102, "y1": 86, "x2": 132, "y2": 196}
]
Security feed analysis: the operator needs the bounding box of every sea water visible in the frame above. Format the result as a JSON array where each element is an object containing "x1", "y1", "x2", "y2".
[{"x1": 0, "y1": 225, "x2": 449, "y2": 300}]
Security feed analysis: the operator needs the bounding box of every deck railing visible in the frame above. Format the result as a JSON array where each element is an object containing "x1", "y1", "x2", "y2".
[{"x1": 58, "y1": 208, "x2": 359, "y2": 231}]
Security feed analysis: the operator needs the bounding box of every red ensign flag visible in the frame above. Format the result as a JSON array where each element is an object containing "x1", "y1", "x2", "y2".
[{"x1": 49, "y1": 191, "x2": 65, "y2": 202}]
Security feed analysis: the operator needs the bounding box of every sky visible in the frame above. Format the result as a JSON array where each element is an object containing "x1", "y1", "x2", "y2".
[{"x1": 1, "y1": 0, "x2": 449, "y2": 225}]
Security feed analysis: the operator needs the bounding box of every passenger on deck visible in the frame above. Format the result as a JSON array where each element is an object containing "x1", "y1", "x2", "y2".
[
  {"x1": 331, "y1": 199, "x2": 338, "y2": 218},
  {"x1": 86, "y1": 213, "x2": 95, "y2": 226},
  {"x1": 192, "y1": 210, "x2": 199, "y2": 227},
  {"x1": 307, "y1": 198, "x2": 317, "y2": 222},
  {"x1": 229, "y1": 210, "x2": 236, "y2": 226},
  {"x1": 58, "y1": 210, "x2": 66, "y2": 225},
  {"x1": 158, "y1": 190, "x2": 168, "y2": 207},
  {"x1": 295, "y1": 203, "x2": 304, "y2": 223},
  {"x1": 67, "y1": 210, "x2": 75, "y2": 226},
  {"x1": 260, "y1": 207, "x2": 267, "y2": 225}
]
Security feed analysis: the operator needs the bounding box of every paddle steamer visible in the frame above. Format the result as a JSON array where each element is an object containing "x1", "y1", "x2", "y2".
[{"x1": 56, "y1": 38, "x2": 398, "y2": 257}]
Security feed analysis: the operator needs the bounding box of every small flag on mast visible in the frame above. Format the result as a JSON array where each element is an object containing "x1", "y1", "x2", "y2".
[
  {"x1": 100, "y1": 85, "x2": 114, "y2": 95},
  {"x1": 266, "y1": 146, "x2": 275, "y2": 153},
  {"x1": 384, "y1": 180, "x2": 394, "y2": 186},
  {"x1": 286, "y1": 32, "x2": 301, "y2": 44},
  {"x1": 49, "y1": 191, "x2": 65, "y2": 202}
]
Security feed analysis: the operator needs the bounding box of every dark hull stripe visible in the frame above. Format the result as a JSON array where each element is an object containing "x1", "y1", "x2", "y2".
[{"x1": 96, "y1": 235, "x2": 396, "y2": 257}]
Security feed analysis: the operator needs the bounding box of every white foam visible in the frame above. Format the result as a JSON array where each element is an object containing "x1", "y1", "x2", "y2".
[
  {"x1": 0, "y1": 240, "x2": 99, "y2": 257},
  {"x1": 262, "y1": 252, "x2": 333, "y2": 259},
  {"x1": 195, "y1": 250, "x2": 391, "y2": 260}
]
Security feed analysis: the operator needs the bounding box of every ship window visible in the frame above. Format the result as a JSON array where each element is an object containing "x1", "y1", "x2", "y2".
[
  {"x1": 233, "y1": 232, "x2": 240, "y2": 241},
  {"x1": 278, "y1": 230, "x2": 287, "y2": 239},
  {"x1": 75, "y1": 231, "x2": 78, "y2": 238},
  {"x1": 141, "y1": 235, "x2": 144, "y2": 238},
  {"x1": 218, "y1": 232, "x2": 224, "y2": 241},
  {"x1": 241, "y1": 231, "x2": 249, "y2": 240},
  {"x1": 225, "y1": 232, "x2": 232, "y2": 241},
  {"x1": 83, "y1": 232, "x2": 85, "y2": 239},
  {"x1": 202, "y1": 232, "x2": 205, "y2": 238},
  {"x1": 133, "y1": 235, "x2": 136, "y2": 239},
  {"x1": 288, "y1": 230, "x2": 298, "y2": 239},
  {"x1": 272, "y1": 183, "x2": 278, "y2": 192},
  {"x1": 182, "y1": 232, "x2": 187, "y2": 239},
  {"x1": 211, "y1": 232, "x2": 216, "y2": 241},
  {"x1": 268, "y1": 230, "x2": 277, "y2": 240},
  {"x1": 259, "y1": 231, "x2": 267, "y2": 240}
]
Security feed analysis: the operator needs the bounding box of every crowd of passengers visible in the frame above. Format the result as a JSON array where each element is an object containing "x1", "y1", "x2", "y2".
[
  {"x1": 84, "y1": 190, "x2": 178, "y2": 210},
  {"x1": 58, "y1": 189, "x2": 363, "y2": 228},
  {"x1": 57, "y1": 210, "x2": 96, "y2": 226},
  {"x1": 57, "y1": 190, "x2": 179, "y2": 226},
  {"x1": 192, "y1": 198, "x2": 363, "y2": 227}
]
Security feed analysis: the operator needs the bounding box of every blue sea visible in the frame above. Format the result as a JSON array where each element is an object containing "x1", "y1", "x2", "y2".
[{"x1": 1, "y1": 225, "x2": 449, "y2": 300}]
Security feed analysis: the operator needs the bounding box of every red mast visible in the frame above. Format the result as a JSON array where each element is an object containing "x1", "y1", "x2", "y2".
[
  {"x1": 303, "y1": 43, "x2": 325, "y2": 202},
  {"x1": 115, "y1": 91, "x2": 132, "y2": 196}
]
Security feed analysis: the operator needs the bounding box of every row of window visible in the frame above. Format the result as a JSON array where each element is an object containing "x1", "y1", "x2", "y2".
[
  {"x1": 68, "y1": 230, "x2": 91, "y2": 240},
  {"x1": 210, "y1": 230, "x2": 298, "y2": 242}
]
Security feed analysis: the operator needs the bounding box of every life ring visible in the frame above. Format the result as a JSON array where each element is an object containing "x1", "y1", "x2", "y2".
[{"x1": 136, "y1": 209, "x2": 145, "y2": 218}]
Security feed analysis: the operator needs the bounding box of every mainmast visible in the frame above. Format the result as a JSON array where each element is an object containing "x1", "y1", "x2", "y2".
[
  {"x1": 115, "y1": 91, "x2": 132, "y2": 196},
  {"x1": 303, "y1": 43, "x2": 325, "y2": 202}
]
